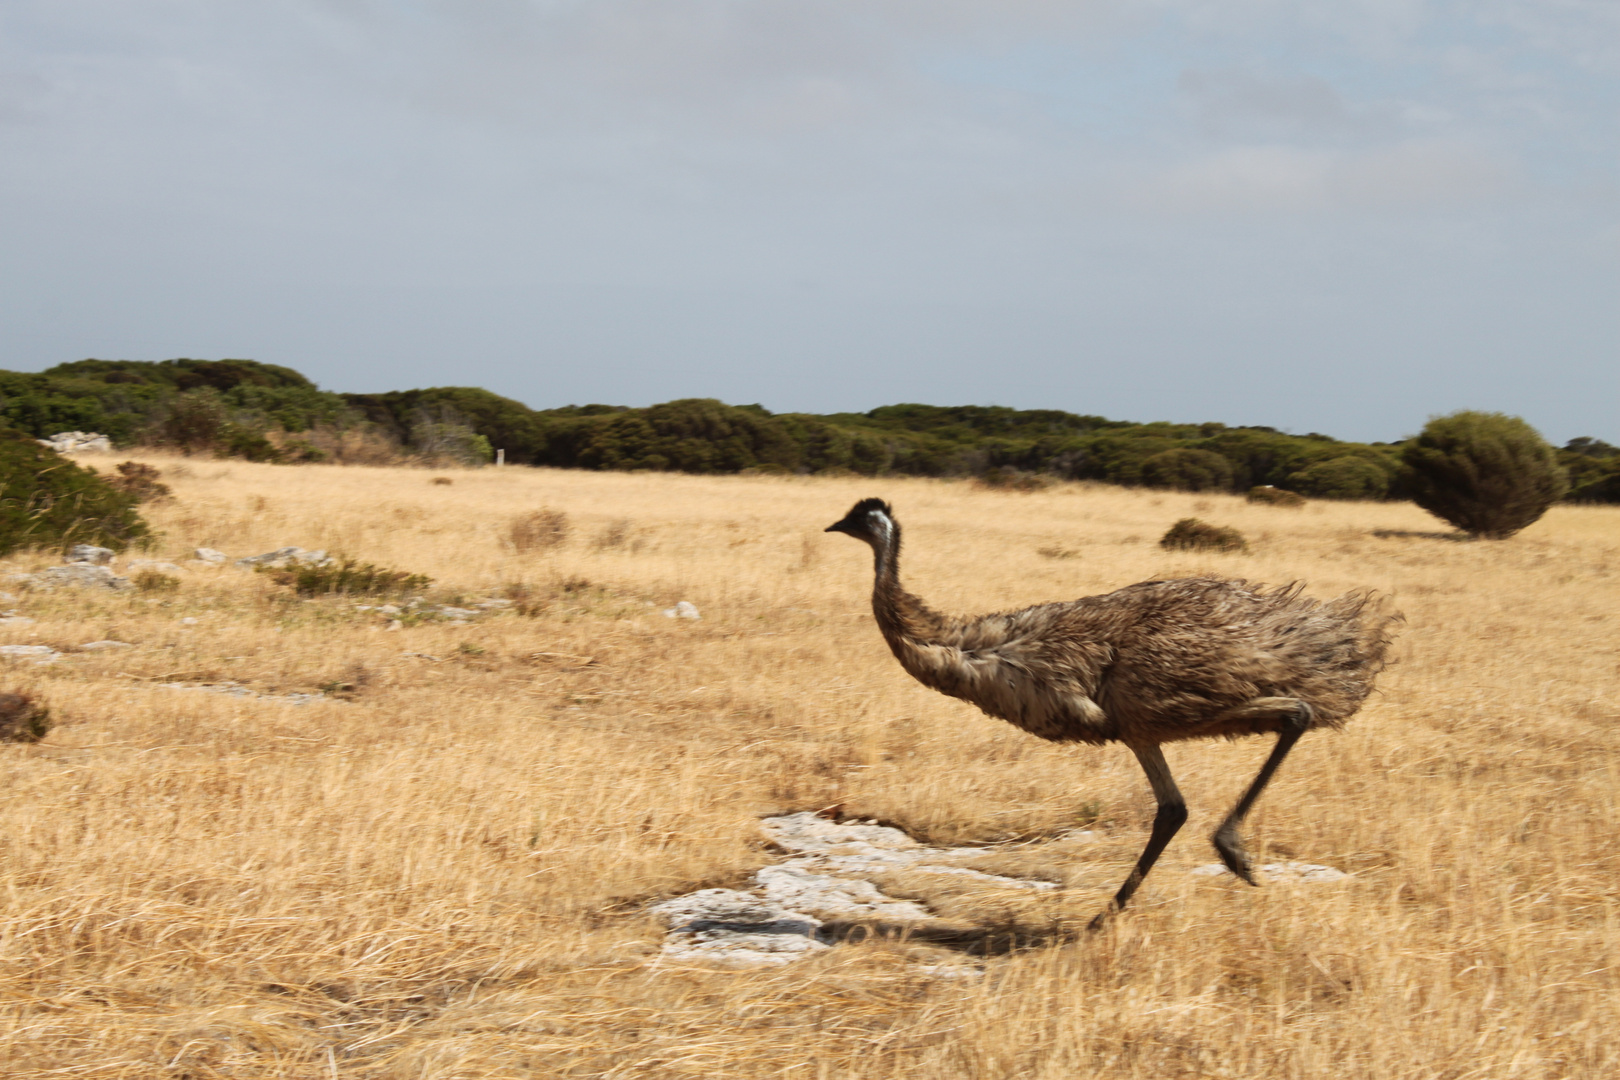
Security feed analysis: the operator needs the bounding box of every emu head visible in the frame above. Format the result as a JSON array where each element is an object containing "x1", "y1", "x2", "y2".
[{"x1": 825, "y1": 498, "x2": 896, "y2": 549}]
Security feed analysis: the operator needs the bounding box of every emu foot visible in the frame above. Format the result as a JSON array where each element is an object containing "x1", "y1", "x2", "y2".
[{"x1": 1212, "y1": 827, "x2": 1258, "y2": 886}]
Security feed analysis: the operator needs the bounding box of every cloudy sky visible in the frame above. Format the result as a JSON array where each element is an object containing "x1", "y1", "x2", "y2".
[{"x1": 2, "y1": 1, "x2": 1615, "y2": 442}]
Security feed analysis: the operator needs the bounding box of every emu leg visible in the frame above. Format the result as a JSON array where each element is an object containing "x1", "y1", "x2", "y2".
[
  {"x1": 1211, "y1": 702, "x2": 1313, "y2": 885},
  {"x1": 1089, "y1": 744, "x2": 1186, "y2": 932}
]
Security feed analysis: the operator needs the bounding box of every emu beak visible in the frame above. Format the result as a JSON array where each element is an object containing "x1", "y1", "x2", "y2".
[{"x1": 825, "y1": 520, "x2": 852, "y2": 534}]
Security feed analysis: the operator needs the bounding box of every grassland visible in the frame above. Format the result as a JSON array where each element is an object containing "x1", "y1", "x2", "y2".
[{"x1": 1, "y1": 457, "x2": 1616, "y2": 1078}]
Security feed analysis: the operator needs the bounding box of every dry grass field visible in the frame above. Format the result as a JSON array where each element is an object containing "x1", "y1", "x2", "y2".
[{"x1": 1, "y1": 456, "x2": 1617, "y2": 1078}]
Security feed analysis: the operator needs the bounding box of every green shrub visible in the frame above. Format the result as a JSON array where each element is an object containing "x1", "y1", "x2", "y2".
[
  {"x1": 262, "y1": 557, "x2": 431, "y2": 598},
  {"x1": 974, "y1": 467, "x2": 1054, "y2": 492},
  {"x1": 1159, "y1": 518, "x2": 1247, "y2": 553},
  {"x1": 1139, "y1": 448, "x2": 1235, "y2": 492},
  {"x1": 0, "y1": 692, "x2": 50, "y2": 743},
  {"x1": 1560, "y1": 438, "x2": 1620, "y2": 504},
  {"x1": 0, "y1": 430, "x2": 149, "y2": 557},
  {"x1": 1287, "y1": 455, "x2": 1390, "y2": 500},
  {"x1": 1246, "y1": 485, "x2": 1305, "y2": 507},
  {"x1": 106, "y1": 461, "x2": 172, "y2": 503},
  {"x1": 1401, "y1": 412, "x2": 1569, "y2": 539}
]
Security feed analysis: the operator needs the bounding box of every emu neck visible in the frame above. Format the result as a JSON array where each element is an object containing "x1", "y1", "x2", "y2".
[{"x1": 869, "y1": 524, "x2": 948, "y2": 658}]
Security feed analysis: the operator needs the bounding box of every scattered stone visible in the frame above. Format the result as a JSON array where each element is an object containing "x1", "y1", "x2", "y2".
[
  {"x1": 663, "y1": 601, "x2": 701, "y2": 620},
  {"x1": 193, "y1": 548, "x2": 228, "y2": 564},
  {"x1": 160, "y1": 682, "x2": 334, "y2": 706},
  {"x1": 66, "y1": 544, "x2": 115, "y2": 566},
  {"x1": 651, "y1": 812, "x2": 1060, "y2": 969},
  {"x1": 234, "y1": 547, "x2": 333, "y2": 569},
  {"x1": 179, "y1": 617, "x2": 199, "y2": 625},
  {"x1": 649, "y1": 890, "x2": 829, "y2": 968},
  {"x1": 0, "y1": 616, "x2": 35, "y2": 627},
  {"x1": 475, "y1": 599, "x2": 513, "y2": 609},
  {"x1": 38, "y1": 431, "x2": 111, "y2": 454},
  {"x1": 11, "y1": 564, "x2": 133, "y2": 591},
  {"x1": 0, "y1": 645, "x2": 59, "y2": 663},
  {"x1": 385, "y1": 620, "x2": 403, "y2": 631},
  {"x1": 437, "y1": 607, "x2": 478, "y2": 619},
  {"x1": 78, "y1": 640, "x2": 135, "y2": 651},
  {"x1": 376, "y1": 605, "x2": 401, "y2": 615},
  {"x1": 1190, "y1": 861, "x2": 1349, "y2": 883}
]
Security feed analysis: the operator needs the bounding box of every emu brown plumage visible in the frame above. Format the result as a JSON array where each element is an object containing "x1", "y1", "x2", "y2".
[{"x1": 826, "y1": 497, "x2": 1397, "y2": 929}]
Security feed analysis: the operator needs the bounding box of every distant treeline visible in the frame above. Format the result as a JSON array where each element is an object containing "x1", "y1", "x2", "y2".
[{"x1": 3, "y1": 358, "x2": 1616, "y2": 503}]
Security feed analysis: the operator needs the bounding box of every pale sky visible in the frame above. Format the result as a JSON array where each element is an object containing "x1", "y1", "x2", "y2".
[{"x1": 2, "y1": 1, "x2": 1615, "y2": 442}]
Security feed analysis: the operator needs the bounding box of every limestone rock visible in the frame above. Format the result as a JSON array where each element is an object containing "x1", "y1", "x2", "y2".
[
  {"x1": 649, "y1": 890, "x2": 828, "y2": 969},
  {"x1": 0, "y1": 616, "x2": 35, "y2": 627},
  {"x1": 0, "y1": 645, "x2": 59, "y2": 663},
  {"x1": 663, "y1": 601, "x2": 701, "y2": 620},
  {"x1": 234, "y1": 547, "x2": 331, "y2": 569},
  {"x1": 128, "y1": 560, "x2": 184, "y2": 573},
  {"x1": 15, "y1": 564, "x2": 132, "y2": 591},
  {"x1": 79, "y1": 640, "x2": 135, "y2": 651},
  {"x1": 66, "y1": 544, "x2": 115, "y2": 566},
  {"x1": 38, "y1": 432, "x2": 111, "y2": 454},
  {"x1": 193, "y1": 548, "x2": 228, "y2": 563}
]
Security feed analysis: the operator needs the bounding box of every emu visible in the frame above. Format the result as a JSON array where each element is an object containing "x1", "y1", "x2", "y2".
[{"x1": 826, "y1": 497, "x2": 1397, "y2": 929}]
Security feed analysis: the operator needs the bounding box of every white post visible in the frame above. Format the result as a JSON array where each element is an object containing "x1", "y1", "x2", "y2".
[{"x1": 496, "y1": 448, "x2": 505, "y2": 467}]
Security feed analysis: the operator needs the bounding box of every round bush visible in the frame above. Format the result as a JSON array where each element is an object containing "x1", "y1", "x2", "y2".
[
  {"x1": 1139, "y1": 448, "x2": 1234, "y2": 493},
  {"x1": 1401, "y1": 412, "x2": 1568, "y2": 539},
  {"x1": 1287, "y1": 456, "x2": 1390, "y2": 500},
  {"x1": 1159, "y1": 518, "x2": 1247, "y2": 553},
  {"x1": 0, "y1": 429, "x2": 150, "y2": 556}
]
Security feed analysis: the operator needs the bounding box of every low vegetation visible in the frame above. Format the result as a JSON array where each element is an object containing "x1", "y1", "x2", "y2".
[
  {"x1": 0, "y1": 457, "x2": 1614, "y2": 1076},
  {"x1": 5, "y1": 358, "x2": 1615, "y2": 503},
  {"x1": 262, "y1": 556, "x2": 432, "y2": 598},
  {"x1": 1159, "y1": 517, "x2": 1248, "y2": 552},
  {"x1": 0, "y1": 429, "x2": 149, "y2": 556}
]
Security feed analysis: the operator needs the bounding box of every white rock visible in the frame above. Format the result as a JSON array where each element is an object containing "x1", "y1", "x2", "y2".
[
  {"x1": 649, "y1": 890, "x2": 828, "y2": 969},
  {"x1": 21, "y1": 564, "x2": 132, "y2": 591},
  {"x1": 66, "y1": 544, "x2": 115, "y2": 565},
  {"x1": 193, "y1": 548, "x2": 228, "y2": 564},
  {"x1": 663, "y1": 601, "x2": 701, "y2": 620},
  {"x1": 756, "y1": 865, "x2": 932, "y2": 922},
  {"x1": 762, "y1": 812, "x2": 919, "y2": 854},
  {"x1": 0, "y1": 645, "x2": 58, "y2": 662},
  {"x1": 0, "y1": 616, "x2": 35, "y2": 627},
  {"x1": 437, "y1": 606, "x2": 478, "y2": 618},
  {"x1": 1191, "y1": 862, "x2": 1350, "y2": 882},
  {"x1": 128, "y1": 560, "x2": 184, "y2": 573},
  {"x1": 38, "y1": 432, "x2": 112, "y2": 454},
  {"x1": 79, "y1": 640, "x2": 135, "y2": 650},
  {"x1": 235, "y1": 547, "x2": 304, "y2": 568}
]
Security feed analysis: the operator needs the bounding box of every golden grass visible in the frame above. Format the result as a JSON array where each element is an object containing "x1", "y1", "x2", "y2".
[{"x1": 1, "y1": 456, "x2": 1617, "y2": 1078}]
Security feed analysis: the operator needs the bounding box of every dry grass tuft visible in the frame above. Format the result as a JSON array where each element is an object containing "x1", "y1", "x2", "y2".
[
  {"x1": 1160, "y1": 517, "x2": 1248, "y2": 553},
  {"x1": 0, "y1": 457, "x2": 1616, "y2": 1077},
  {"x1": 507, "y1": 507, "x2": 570, "y2": 552}
]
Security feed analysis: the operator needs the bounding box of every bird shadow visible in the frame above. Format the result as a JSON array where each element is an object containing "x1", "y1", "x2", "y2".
[
  {"x1": 817, "y1": 915, "x2": 1086, "y2": 957},
  {"x1": 1370, "y1": 529, "x2": 1472, "y2": 543}
]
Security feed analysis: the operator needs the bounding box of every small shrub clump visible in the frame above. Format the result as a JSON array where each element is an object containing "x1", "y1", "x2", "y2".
[
  {"x1": 0, "y1": 692, "x2": 51, "y2": 743},
  {"x1": 974, "y1": 467, "x2": 1054, "y2": 492},
  {"x1": 0, "y1": 429, "x2": 150, "y2": 557},
  {"x1": 1246, "y1": 485, "x2": 1305, "y2": 507},
  {"x1": 1160, "y1": 518, "x2": 1247, "y2": 553},
  {"x1": 508, "y1": 508, "x2": 570, "y2": 552},
  {"x1": 134, "y1": 570, "x2": 181, "y2": 593},
  {"x1": 430, "y1": 476, "x2": 454, "y2": 486},
  {"x1": 105, "y1": 461, "x2": 172, "y2": 503},
  {"x1": 263, "y1": 557, "x2": 432, "y2": 597},
  {"x1": 1401, "y1": 411, "x2": 1569, "y2": 539}
]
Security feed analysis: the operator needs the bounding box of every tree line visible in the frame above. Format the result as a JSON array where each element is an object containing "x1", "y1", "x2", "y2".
[{"x1": 1, "y1": 358, "x2": 1615, "y2": 505}]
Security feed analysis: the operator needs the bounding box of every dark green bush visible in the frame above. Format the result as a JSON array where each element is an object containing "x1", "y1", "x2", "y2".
[
  {"x1": 1560, "y1": 438, "x2": 1620, "y2": 503},
  {"x1": 263, "y1": 557, "x2": 431, "y2": 597},
  {"x1": 1287, "y1": 455, "x2": 1390, "y2": 500},
  {"x1": 0, "y1": 430, "x2": 149, "y2": 557},
  {"x1": 1140, "y1": 448, "x2": 1234, "y2": 492},
  {"x1": 1401, "y1": 412, "x2": 1569, "y2": 539},
  {"x1": 106, "y1": 461, "x2": 172, "y2": 503},
  {"x1": 1159, "y1": 518, "x2": 1247, "y2": 553}
]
